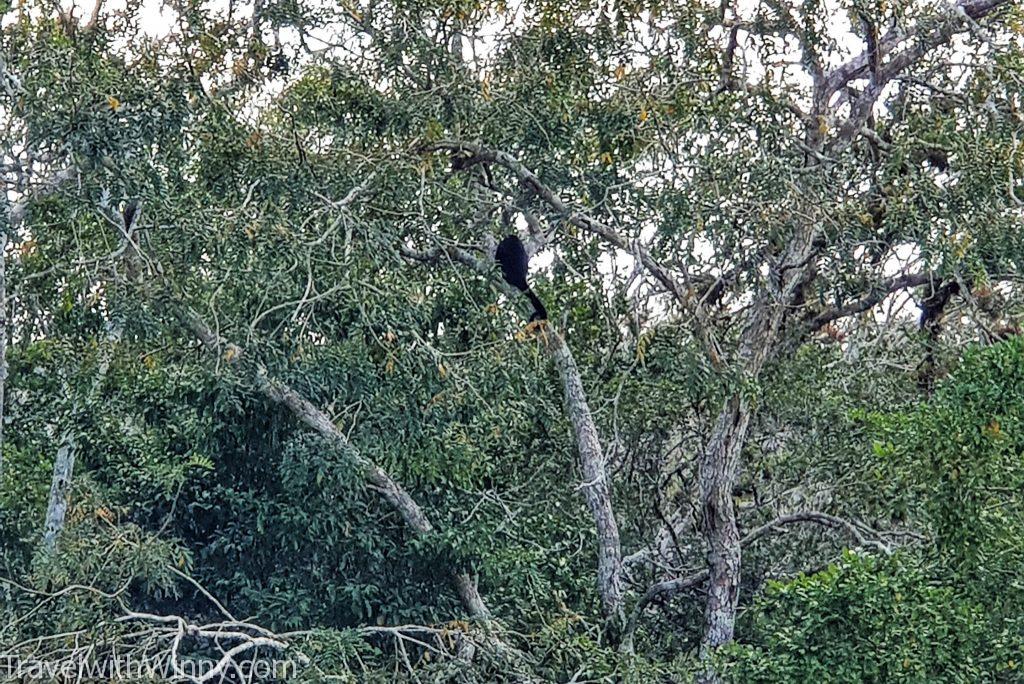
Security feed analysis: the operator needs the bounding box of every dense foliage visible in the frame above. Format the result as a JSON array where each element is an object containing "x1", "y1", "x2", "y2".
[
  {"x1": 727, "y1": 338, "x2": 1024, "y2": 682},
  {"x1": 2, "y1": 0, "x2": 1024, "y2": 680}
]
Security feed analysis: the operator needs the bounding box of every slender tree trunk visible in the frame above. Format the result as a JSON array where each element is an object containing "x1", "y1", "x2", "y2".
[
  {"x1": 0, "y1": 208, "x2": 8, "y2": 480},
  {"x1": 698, "y1": 395, "x2": 750, "y2": 651},
  {"x1": 40, "y1": 318, "x2": 122, "y2": 553},
  {"x1": 42, "y1": 435, "x2": 75, "y2": 551},
  {"x1": 543, "y1": 327, "x2": 623, "y2": 622},
  {"x1": 401, "y1": 242, "x2": 624, "y2": 623}
]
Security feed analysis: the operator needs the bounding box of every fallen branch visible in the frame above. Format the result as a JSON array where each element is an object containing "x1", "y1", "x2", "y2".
[{"x1": 119, "y1": 611, "x2": 298, "y2": 684}]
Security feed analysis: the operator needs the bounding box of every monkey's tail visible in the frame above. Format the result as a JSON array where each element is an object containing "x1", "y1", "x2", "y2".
[{"x1": 526, "y1": 289, "x2": 548, "y2": 322}]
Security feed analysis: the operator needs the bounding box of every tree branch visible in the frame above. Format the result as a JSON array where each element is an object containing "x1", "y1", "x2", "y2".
[
  {"x1": 397, "y1": 239, "x2": 625, "y2": 619},
  {"x1": 173, "y1": 305, "x2": 491, "y2": 620},
  {"x1": 803, "y1": 271, "x2": 933, "y2": 332},
  {"x1": 824, "y1": 0, "x2": 1015, "y2": 145},
  {"x1": 419, "y1": 141, "x2": 725, "y2": 369},
  {"x1": 620, "y1": 511, "x2": 890, "y2": 651},
  {"x1": 824, "y1": 0, "x2": 1011, "y2": 96},
  {"x1": 113, "y1": 213, "x2": 491, "y2": 622}
]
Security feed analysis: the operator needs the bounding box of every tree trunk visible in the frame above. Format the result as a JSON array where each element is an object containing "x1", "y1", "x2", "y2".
[
  {"x1": 0, "y1": 211, "x2": 8, "y2": 479},
  {"x1": 401, "y1": 242, "x2": 624, "y2": 624},
  {"x1": 543, "y1": 326, "x2": 623, "y2": 622},
  {"x1": 40, "y1": 318, "x2": 122, "y2": 553},
  {"x1": 698, "y1": 395, "x2": 750, "y2": 651},
  {"x1": 698, "y1": 229, "x2": 819, "y2": 656},
  {"x1": 42, "y1": 435, "x2": 75, "y2": 552}
]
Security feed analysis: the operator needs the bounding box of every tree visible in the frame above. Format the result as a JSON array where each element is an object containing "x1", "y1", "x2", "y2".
[{"x1": 2, "y1": 0, "x2": 1024, "y2": 680}]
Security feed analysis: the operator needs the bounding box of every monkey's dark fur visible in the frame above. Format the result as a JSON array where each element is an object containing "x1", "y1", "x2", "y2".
[
  {"x1": 122, "y1": 202, "x2": 139, "y2": 230},
  {"x1": 495, "y1": 235, "x2": 547, "y2": 322}
]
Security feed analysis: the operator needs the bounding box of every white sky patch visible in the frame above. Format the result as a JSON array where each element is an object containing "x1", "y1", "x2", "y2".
[{"x1": 136, "y1": 0, "x2": 175, "y2": 37}]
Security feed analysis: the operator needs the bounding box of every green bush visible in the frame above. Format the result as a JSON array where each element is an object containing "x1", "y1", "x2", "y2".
[{"x1": 722, "y1": 552, "x2": 1019, "y2": 683}]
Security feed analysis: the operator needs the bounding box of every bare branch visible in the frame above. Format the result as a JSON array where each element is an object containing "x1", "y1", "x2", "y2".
[
  {"x1": 166, "y1": 566, "x2": 237, "y2": 622},
  {"x1": 119, "y1": 611, "x2": 295, "y2": 684},
  {"x1": 804, "y1": 271, "x2": 933, "y2": 332},
  {"x1": 84, "y1": 0, "x2": 104, "y2": 30},
  {"x1": 621, "y1": 511, "x2": 891, "y2": 651},
  {"x1": 824, "y1": 0, "x2": 1015, "y2": 144},
  {"x1": 419, "y1": 141, "x2": 726, "y2": 369},
  {"x1": 398, "y1": 239, "x2": 624, "y2": 619},
  {"x1": 804, "y1": 270, "x2": 1023, "y2": 334}
]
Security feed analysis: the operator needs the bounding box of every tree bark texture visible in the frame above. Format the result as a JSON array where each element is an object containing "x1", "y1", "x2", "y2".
[
  {"x1": 42, "y1": 437, "x2": 75, "y2": 552},
  {"x1": 541, "y1": 325, "x2": 623, "y2": 621},
  {"x1": 699, "y1": 228, "x2": 819, "y2": 653}
]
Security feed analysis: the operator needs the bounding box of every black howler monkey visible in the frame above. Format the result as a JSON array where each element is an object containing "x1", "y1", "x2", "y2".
[
  {"x1": 495, "y1": 235, "x2": 547, "y2": 322},
  {"x1": 122, "y1": 201, "x2": 139, "y2": 230}
]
